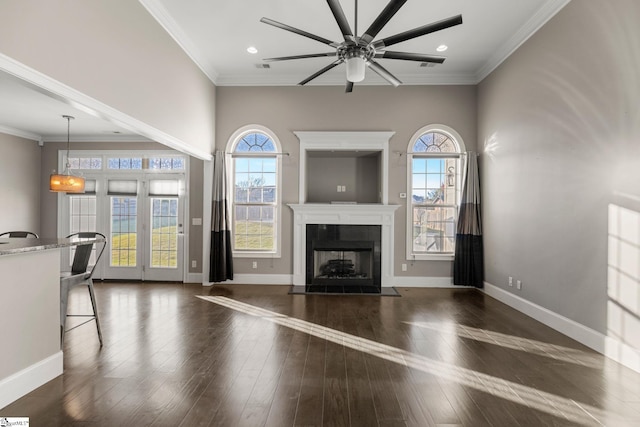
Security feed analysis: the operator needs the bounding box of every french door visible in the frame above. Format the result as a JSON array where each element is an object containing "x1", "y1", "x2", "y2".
[{"x1": 65, "y1": 174, "x2": 185, "y2": 281}]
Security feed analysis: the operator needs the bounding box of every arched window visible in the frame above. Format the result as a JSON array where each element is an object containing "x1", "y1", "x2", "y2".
[
  {"x1": 227, "y1": 125, "x2": 282, "y2": 257},
  {"x1": 407, "y1": 125, "x2": 465, "y2": 259}
]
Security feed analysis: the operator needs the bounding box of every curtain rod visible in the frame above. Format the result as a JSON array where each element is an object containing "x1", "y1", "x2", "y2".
[{"x1": 228, "y1": 152, "x2": 290, "y2": 157}]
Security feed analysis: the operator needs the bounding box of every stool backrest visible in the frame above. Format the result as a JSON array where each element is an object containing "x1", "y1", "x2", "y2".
[
  {"x1": 0, "y1": 231, "x2": 39, "y2": 238},
  {"x1": 66, "y1": 232, "x2": 107, "y2": 276}
]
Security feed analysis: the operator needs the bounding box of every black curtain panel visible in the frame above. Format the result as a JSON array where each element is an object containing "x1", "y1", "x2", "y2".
[
  {"x1": 454, "y1": 152, "x2": 484, "y2": 287},
  {"x1": 209, "y1": 151, "x2": 233, "y2": 282}
]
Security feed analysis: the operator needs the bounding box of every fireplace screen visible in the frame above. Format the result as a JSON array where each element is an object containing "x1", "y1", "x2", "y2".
[
  {"x1": 306, "y1": 224, "x2": 382, "y2": 293},
  {"x1": 314, "y1": 248, "x2": 372, "y2": 280}
]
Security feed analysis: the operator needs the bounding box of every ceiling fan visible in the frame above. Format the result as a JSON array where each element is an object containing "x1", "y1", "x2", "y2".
[{"x1": 260, "y1": 0, "x2": 462, "y2": 92}]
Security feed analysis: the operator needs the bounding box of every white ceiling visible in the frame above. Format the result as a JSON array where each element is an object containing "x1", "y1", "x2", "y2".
[
  {"x1": 144, "y1": 0, "x2": 569, "y2": 85},
  {"x1": 0, "y1": 0, "x2": 569, "y2": 142}
]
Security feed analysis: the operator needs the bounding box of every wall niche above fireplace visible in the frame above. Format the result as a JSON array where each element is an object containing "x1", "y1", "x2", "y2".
[
  {"x1": 295, "y1": 131, "x2": 394, "y2": 205},
  {"x1": 307, "y1": 150, "x2": 381, "y2": 204}
]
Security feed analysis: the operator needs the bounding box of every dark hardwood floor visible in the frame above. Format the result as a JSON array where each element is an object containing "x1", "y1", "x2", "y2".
[{"x1": 2, "y1": 282, "x2": 639, "y2": 426}]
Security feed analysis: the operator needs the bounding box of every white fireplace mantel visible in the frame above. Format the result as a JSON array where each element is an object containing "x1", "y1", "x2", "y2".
[{"x1": 289, "y1": 204, "x2": 400, "y2": 287}]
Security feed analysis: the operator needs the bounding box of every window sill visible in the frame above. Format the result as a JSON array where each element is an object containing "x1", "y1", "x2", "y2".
[
  {"x1": 408, "y1": 254, "x2": 454, "y2": 262},
  {"x1": 233, "y1": 251, "x2": 281, "y2": 259}
]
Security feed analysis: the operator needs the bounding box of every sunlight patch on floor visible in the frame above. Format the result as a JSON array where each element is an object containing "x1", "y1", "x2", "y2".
[
  {"x1": 404, "y1": 321, "x2": 603, "y2": 369},
  {"x1": 197, "y1": 295, "x2": 628, "y2": 426}
]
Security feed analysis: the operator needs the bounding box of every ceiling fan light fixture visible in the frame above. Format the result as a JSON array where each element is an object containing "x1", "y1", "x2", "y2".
[{"x1": 345, "y1": 51, "x2": 366, "y2": 82}]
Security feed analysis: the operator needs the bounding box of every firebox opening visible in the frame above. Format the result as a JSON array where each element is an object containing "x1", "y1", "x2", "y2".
[
  {"x1": 306, "y1": 224, "x2": 382, "y2": 293},
  {"x1": 313, "y1": 244, "x2": 373, "y2": 285}
]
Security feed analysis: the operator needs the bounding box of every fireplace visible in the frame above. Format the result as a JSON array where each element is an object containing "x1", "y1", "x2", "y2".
[
  {"x1": 289, "y1": 132, "x2": 399, "y2": 291},
  {"x1": 306, "y1": 224, "x2": 381, "y2": 293}
]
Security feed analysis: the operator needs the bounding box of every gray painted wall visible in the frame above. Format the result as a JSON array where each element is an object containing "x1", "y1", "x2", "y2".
[
  {"x1": 0, "y1": 0, "x2": 216, "y2": 156},
  {"x1": 216, "y1": 85, "x2": 477, "y2": 277},
  {"x1": 307, "y1": 155, "x2": 379, "y2": 203},
  {"x1": 478, "y1": 0, "x2": 640, "y2": 336},
  {"x1": 0, "y1": 133, "x2": 41, "y2": 235}
]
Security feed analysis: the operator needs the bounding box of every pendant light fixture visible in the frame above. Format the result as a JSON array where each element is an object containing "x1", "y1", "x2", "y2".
[{"x1": 49, "y1": 115, "x2": 85, "y2": 193}]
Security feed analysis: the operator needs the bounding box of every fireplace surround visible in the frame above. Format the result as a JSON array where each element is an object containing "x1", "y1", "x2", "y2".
[{"x1": 289, "y1": 130, "x2": 400, "y2": 292}]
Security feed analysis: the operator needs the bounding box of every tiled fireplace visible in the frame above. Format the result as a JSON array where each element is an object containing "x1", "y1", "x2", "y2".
[{"x1": 289, "y1": 131, "x2": 399, "y2": 292}]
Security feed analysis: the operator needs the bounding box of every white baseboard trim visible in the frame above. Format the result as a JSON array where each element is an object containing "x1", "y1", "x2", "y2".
[
  {"x1": 203, "y1": 275, "x2": 460, "y2": 288},
  {"x1": 483, "y1": 281, "x2": 640, "y2": 373},
  {"x1": 204, "y1": 274, "x2": 293, "y2": 286},
  {"x1": 605, "y1": 336, "x2": 640, "y2": 373},
  {"x1": 185, "y1": 272, "x2": 203, "y2": 284},
  {"x1": 0, "y1": 351, "x2": 63, "y2": 409}
]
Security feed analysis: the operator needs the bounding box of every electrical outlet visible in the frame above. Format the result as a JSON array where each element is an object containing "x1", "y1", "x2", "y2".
[
  {"x1": 252, "y1": 261, "x2": 257, "y2": 269},
  {"x1": 402, "y1": 263, "x2": 407, "y2": 271},
  {"x1": 191, "y1": 260, "x2": 197, "y2": 268},
  {"x1": 509, "y1": 276, "x2": 513, "y2": 287},
  {"x1": 341, "y1": 185, "x2": 346, "y2": 192},
  {"x1": 337, "y1": 185, "x2": 342, "y2": 192},
  {"x1": 517, "y1": 280, "x2": 522, "y2": 290}
]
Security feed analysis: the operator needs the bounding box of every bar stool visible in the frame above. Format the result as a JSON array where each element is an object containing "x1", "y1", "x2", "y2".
[{"x1": 60, "y1": 232, "x2": 106, "y2": 346}]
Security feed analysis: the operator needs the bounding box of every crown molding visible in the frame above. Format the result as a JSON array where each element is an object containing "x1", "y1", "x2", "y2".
[
  {"x1": 142, "y1": 0, "x2": 570, "y2": 88},
  {"x1": 144, "y1": 0, "x2": 572, "y2": 88},
  {"x1": 214, "y1": 71, "x2": 477, "y2": 87},
  {"x1": 0, "y1": 125, "x2": 42, "y2": 142},
  {"x1": 475, "y1": 0, "x2": 571, "y2": 83},
  {"x1": 139, "y1": 0, "x2": 219, "y2": 84}
]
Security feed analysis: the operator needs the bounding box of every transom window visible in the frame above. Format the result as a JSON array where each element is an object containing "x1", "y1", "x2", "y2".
[
  {"x1": 68, "y1": 157, "x2": 102, "y2": 170},
  {"x1": 227, "y1": 127, "x2": 282, "y2": 257},
  {"x1": 407, "y1": 125, "x2": 465, "y2": 259}
]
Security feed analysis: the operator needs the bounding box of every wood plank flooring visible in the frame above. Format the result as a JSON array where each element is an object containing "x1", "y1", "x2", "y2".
[{"x1": 2, "y1": 282, "x2": 640, "y2": 426}]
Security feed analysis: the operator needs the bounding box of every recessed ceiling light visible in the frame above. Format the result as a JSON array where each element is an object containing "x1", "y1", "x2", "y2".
[
  {"x1": 436, "y1": 44, "x2": 448, "y2": 52},
  {"x1": 247, "y1": 46, "x2": 258, "y2": 54}
]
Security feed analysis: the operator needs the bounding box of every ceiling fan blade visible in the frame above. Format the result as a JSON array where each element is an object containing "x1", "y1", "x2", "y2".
[
  {"x1": 326, "y1": 0, "x2": 353, "y2": 40},
  {"x1": 260, "y1": 17, "x2": 337, "y2": 47},
  {"x1": 299, "y1": 60, "x2": 342, "y2": 86},
  {"x1": 345, "y1": 81, "x2": 354, "y2": 93},
  {"x1": 379, "y1": 51, "x2": 445, "y2": 63},
  {"x1": 367, "y1": 60, "x2": 402, "y2": 87},
  {"x1": 264, "y1": 52, "x2": 337, "y2": 62},
  {"x1": 361, "y1": 0, "x2": 407, "y2": 44},
  {"x1": 373, "y1": 15, "x2": 462, "y2": 49}
]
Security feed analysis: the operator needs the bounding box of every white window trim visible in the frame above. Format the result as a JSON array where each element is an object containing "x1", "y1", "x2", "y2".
[
  {"x1": 406, "y1": 124, "x2": 466, "y2": 261},
  {"x1": 226, "y1": 124, "x2": 282, "y2": 259},
  {"x1": 55, "y1": 149, "x2": 190, "y2": 280}
]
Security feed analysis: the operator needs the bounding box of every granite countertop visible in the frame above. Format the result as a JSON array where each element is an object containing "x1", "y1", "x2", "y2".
[{"x1": 0, "y1": 237, "x2": 105, "y2": 256}]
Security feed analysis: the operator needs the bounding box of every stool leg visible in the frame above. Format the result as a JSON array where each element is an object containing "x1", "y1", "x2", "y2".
[
  {"x1": 87, "y1": 279, "x2": 103, "y2": 346},
  {"x1": 60, "y1": 281, "x2": 69, "y2": 347}
]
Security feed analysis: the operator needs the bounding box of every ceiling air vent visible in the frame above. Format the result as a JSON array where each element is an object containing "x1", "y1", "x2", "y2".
[
  {"x1": 255, "y1": 63, "x2": 271, "y2": 69},
  {"x1": 420, "y1": 62, "x2": 436, "y2": 68}
]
